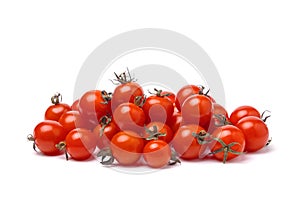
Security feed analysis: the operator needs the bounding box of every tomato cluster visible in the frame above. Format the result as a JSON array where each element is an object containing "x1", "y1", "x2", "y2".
[{"x1": 28, "y1": 70, "x2": 271, "y2": 167}]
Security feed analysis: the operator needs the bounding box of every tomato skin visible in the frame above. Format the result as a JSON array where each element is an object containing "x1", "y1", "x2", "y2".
[
  {"x1": 161, "y1": 91, "x2": 176, "y2": 105},
  {"x1": 229, "y1": 105, "x2": 260, "y2": 125},
  {"x1": 93, "y1": 120, "x2": 120, "y2": 149},
  {"x1": 110, "y1": 131, "x2": 144, "y2": 166},
  {"x1": 71, "y1": 99, "x2": 80, "y2": 111},
  {"x1": 33, "y1": 120, "x2": 68, "y2": 156},
  {"x1": 175, "y1": 85, "x2": 202, "y2": 111},
  {"x1": 207, "y1": 103, "x2": 230, "y2": 133},
  {"x1": 58, "y1": 111, "x2": 80, "y2": 133},
  {"x1": 65, "y1": 128, "x2": 97, "y2": 161},
  {"x1": 78, "y1": 90, "x2": 111, "y2": 124},
  {"x1": 142, "y1": 96, "x2": 173, "y2": 124},
  {"x1": 45, "y1": 103, "x2": 71, "y2": 121},
  {"x1": 210, "y1": 125, "x2": 245, "y2": 162},
  {"x1": 181, "y1": 95, "x2": 213, "y2": 130},
  {"x1": 167, "y1": 112, "x2": 183, "y2": 133},
  {"x1": 113, "y1": 103, "x2": 146, "y2": 132},
  {"x1": 236, "y1": 116, "x2": 269, "y2": 152},
  {"x1": 111, "y1": 82, "x2": 144, "y2": 111},
  {"x1": 143, "y1": 140, "x2": 171, "y2": 168},
  {"x1": 143, "y1": 122, "x2": 174, "y2": 144},
  {"x1": 172, "y1": 124, "x2": 207, "y2": 160}
]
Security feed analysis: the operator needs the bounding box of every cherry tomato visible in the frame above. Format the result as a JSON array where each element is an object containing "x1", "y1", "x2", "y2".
[
  {"x1": 44, "y1": 93, "x2": 71, "y2": 121},
  {"x1": 175, "y1": 85, "x2": 203, "y2": 111},
  {"x1": 31, "y1": 120, "x2": 68, "y2": 156},
  {"x1": 213, "y1": 103, "x2": 229, "y2": 119},
  {"x1": 143, "y1": 95, "x2": 173, "y2": 124},
  {"x1": 167, "y1": 111, "x2": 183, "y2": 133},
  {"x1": 236, "y1": 116, "x2": 269, "y2": 152},
  {"x1": 71, "y1": 99, "x2": 80, "y2": 111},
  {"x1": 229, "y1": 105, "x2": 260, "y2": 125},
  {"x1": 78, "y1": 90, "x2": 112, "y2": 124},
  {"x1": 181, "y1": 94, "x2": 213, "y2": 130},
  {"x1": 143, "y1": 122, "x2": 174, "y2": 144},
  {"x1": 64, "y1": 128, "x2": 97, "y2": 161},
  {"x1": 172, "y1": 124, "x2": 208, "y2": 160},
  {"x1": 113, "y1": 102, "x2": 145, "y2": 132},
  {"x1": 45, "y1": 103, "x2": 71, "y2": 122},
  {"x1": 58, "y1": 110, "x2": 81, "y2": 133},
  {"x1": 210, "y1": 125, "x2": 245, "y2": 163},
  {"x1": 111, "y1": 69, "x2": 144, "y2": 111},
  {"x1": 93, "y1": 116, "x2": 120, "y2": 149},
  {"x1": 110, "y1": 131, "x2": 144, "y2": 165},
  {"x1": 143, "y1": 140, "x2": 171, "y2": 168}
]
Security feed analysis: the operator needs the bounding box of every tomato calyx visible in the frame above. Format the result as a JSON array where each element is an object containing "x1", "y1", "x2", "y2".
[
  {"x1": 213, "y1": 114, "x2": 232, "y2": 126},
  {"x1": 98, "y1": 115, "x2": 112, "y2": 137},
  {"x1": 144, "y1": 125, "x2": 167, "y2": 141},
  {"x1": 192, "y1": 130, "x2": 213, "y2": 145},
  {"x1": 266, "y1": 137, "x2": 272, "y2": 146},
  {"x1": 27, "y1": 134, "x2": 37, "y2": 152},
  {"x1": 100, "y1": 90, "x2": 112, "y2": 105},
  {"x1": 97, "y1": 147, "x2": 115, "y2": 165},
  {"x1": 134, "y1": 95, "x2": 146, "y2": 107},
  {"x1": 169, "y1": 149, "x2": 181, "y2": 165},
  {"x1": 210, "y1": 137, "x2": 244, "y2": 164},
  {"x1": 51, "y1": 92, "x2": 62, "y2": 105},
  {"x1": 111, "y1": 68, "x2": 137, "y2": 85},
  {"x1": 55, "y1": 141, "x2": 69, "y2": 160},
  {"x1": 261, "y1": 110, "x2": 271, "y2": 122},
  {"x1": 148, "y1": 88, "x2": 170, "y2": 98}
]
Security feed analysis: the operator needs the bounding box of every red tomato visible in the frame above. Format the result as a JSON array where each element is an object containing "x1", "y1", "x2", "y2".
[
  {"x1": 110, "y1": 131, "x2": 144, "y2": 165},
  {"x1": 181, "y1": 94, "x2": 213, "y2": 130},
  {"x1": 229, "y1": 105, "x2": 260, "y2": 125},
  {"x1": 45, "y1": 103, "x2": 71, "y2": 121},
  {"x1": 175, "y1": 85, "x2": 203, "y2": 111},
  {"x1": 236, "y1": 116, "x2": 269, "y2": 152},
  {"x1": 93, "y1": 117, "x2": 120, "y2": 149},
  {"x1": 30, "y1": 120, "x2": 68, "y2": 156},
  {"x1": 64, "y1": 128, "x2": 97, "y2": 161},
  {"x1": 143, "y1": 122, "x2": 174, "y2": 144},
  {"x1": 143, "y1": 95, "x2": 173, "y2": 124},
  {"x1": 213, "y1": 103, "x2": 229, "y2": 119},
  {"x1": 210, "y1": 125, "x2": 245, "y2": 163},
  {"x1": 113, "y1": 102, "x2": 145, "y2": 132},
  {"x1": 167, "y1": 112, "x2": 183, "y2": 133},
  {"x1": 172, "y1": 124, "x2": 208, "y2": 160},
  {"x1": 111, "y1": 82, "x2": 144, "y2": 111},
  {"x1": 78, "y1": 90, "x2": 112, "y2": 124},
  {"x1": 143, "y1": 140, "x2": 171, "y2": 168},
  {"x1": 71, "y1": 99, "x2": 80, "y2": 111}
]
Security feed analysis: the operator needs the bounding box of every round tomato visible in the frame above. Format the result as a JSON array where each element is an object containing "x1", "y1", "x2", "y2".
[
  {"x1": 58, "y1": 110, "x2": 81, "y2": 133},
  {"x1": 175, "y1": 85, "x2": 203, "y2": 111},
  {"x1": 113, "y1": 102, "x2": 145, "y2": 132},
  {"x1": 93, "y1": 116, "x2": 120, "y2": 149},
  {"x1": 62, "y1": 128, "x2": 97, "y2": 161},
  {"x1": 143, "y1": 140, "x2": 171, "y2": 168},
  {"x1": 143, "y1": 122, "x2": 174, "y2": 144},
  {"x1": 167, "y1": 111, "x2": 183, "y2": 133},
  {"x1": 161, "y1": 91, "x2": 176, "y2": 105},
  {"x1": 181, "y1": 94, "x2": 213, "y2": 130},
  {"x1": 210, "y1": 125, "x2": 245, "y2": 163},
  {"x1": 172, "y1": 124, "x2": 208, "y2": 160},
  {"x1": 229, "y1": 105, "x2": 260, "y2": 125},
  {"x1": 78, "y1": 90, "x2": 112, "y2": 124},
  {"x1": 110, "y1": 131, "x2": 144, "y2": 165},
  {"x1": 236, "y1": 116, "x2": 269, "y2": 152},
  {"x1": 207, "y1": 103, "x2": 230, "y2": 133},
  {"x1": 143, "y1": 95, "x2": 173, "y2": 124},
  {"x1": 29, "y1": 120, "x2": 68, "y2": 156},
  {"x1": 111, "y1": 70, "x2": 144, "y2": 111}
]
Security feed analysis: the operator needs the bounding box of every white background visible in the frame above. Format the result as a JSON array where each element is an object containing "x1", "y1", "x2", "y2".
[{"x1": 1, "y1": 0, "x2": 299, "y2": 199}]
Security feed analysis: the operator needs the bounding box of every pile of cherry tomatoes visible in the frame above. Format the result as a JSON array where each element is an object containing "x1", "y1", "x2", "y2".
[{"x1": 28, "y1": 69, "x2": 271, "y2": 168}]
